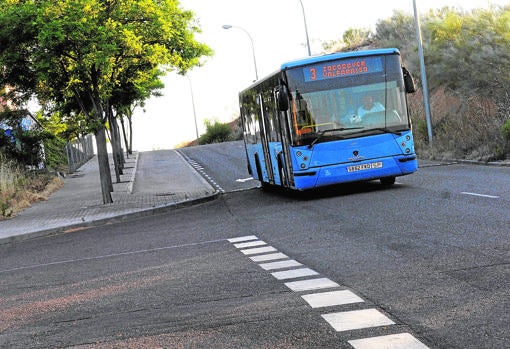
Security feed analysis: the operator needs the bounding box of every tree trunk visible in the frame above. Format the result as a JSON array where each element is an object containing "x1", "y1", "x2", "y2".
[
  {"x1": 128, "y1": 112, "x2": 133, "y2": 155},
  {"x1": 95, "y1": 125, "x2": 113, "y2": 204},
  {"x1": 106, "y1": 104, "x2": 122, "y2": 183},
  {"x1": 119, "y1": 114, "x2": 130, "y2": 158},
  {"x1": 113, "y1": 115, "x2": 125, "y2": 169}
]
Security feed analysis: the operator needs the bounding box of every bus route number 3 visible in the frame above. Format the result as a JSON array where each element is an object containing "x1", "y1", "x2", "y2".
[{"x1": 309, "y1": 68, "x2": 317, "y2": 81}]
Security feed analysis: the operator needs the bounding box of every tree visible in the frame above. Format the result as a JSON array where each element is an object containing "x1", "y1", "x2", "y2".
[
  {"x1": 374, "y1": 10, "x2": 417, "y2": 69},
  {"x1": 321, "y1": 28, "x2": 373, "y2": 53},
  {"x1": 0, "y1": 0, "x2": 212, "y2": 204}
]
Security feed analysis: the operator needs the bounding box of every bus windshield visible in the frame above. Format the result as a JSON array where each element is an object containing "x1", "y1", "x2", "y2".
[{"x1": 285, "y1": 54, "x2": 409, "y2": 146}]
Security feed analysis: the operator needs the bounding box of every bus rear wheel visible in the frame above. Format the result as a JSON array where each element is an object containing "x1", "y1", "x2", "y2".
[{"x1": 380, "y1": 176, "x2": 396, "y2": 185}]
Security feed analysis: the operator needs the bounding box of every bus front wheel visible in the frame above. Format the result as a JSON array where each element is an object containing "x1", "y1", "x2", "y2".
[{"x1": 380, "y1": 176, "x2": 396, "y2": 185}]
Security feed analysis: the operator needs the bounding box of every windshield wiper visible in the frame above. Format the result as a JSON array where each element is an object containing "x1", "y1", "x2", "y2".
[
  {"x1": 342, "y1": 127, "x2": 403, "y2": 138},
  {"x1": 371, "y1": 128, "x2": 403, "y2": 136},
  {"x1": 309, "y1": 127, "x2": 364, "y2": 148}
]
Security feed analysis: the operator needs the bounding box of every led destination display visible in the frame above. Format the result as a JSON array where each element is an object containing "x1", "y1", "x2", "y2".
[{"x1": 303, "y1": 56, "x2": 383, "y2": 82}]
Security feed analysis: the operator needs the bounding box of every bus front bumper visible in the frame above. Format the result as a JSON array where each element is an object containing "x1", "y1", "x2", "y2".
[{"x1": 292, "y1": 155, "x2": 418, "y2": 190}]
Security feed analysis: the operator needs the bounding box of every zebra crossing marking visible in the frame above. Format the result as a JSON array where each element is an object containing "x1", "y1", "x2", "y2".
[
  {"x1": 227, "y1": 236, "x2": 430, "y2": 348},
  {"x1": 249, "y1": 252, "x2": 288, "y2": 262},
  {"x1": 228, "y1": 235, "x2": 258, "y2": 243},
  {"x1": 233, "y1": 240, "x2": 267, "y2": 249},
  {"x1": 284, "y1": 278, "x2": 340, "y2": 292},
  {"x1": 271, "y1": 267, "x2": 319, "y2": 280},
  {"x1": 301, "y1": 290, "x2": 364, "y2": 308},
  {"x1": 321, "y1": 308, "x2": 395, "y2": 332},
  {"x1": 348, "y1": 333, "x2": 430, "y2": 349},
  {"x1": 259, "y1": 259, "x2": 302, "y2": 270},
  {"x1": 240, "y1": 246, "x2": 277, "y2": 255}
]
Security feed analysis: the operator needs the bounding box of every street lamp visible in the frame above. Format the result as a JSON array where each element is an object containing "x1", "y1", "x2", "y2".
[
  {"x1": 412, "y1": 0, "x2": 433, "y2": 147},
  {"x1": 222, "y1": 24, "x2": 259, "y2": 81},
  {"x1": 186, "y1": 75, "x2": 200, "y2": 145},
  {"x1": 298, "y1": 0, "x2": 311, "y2": 56}
]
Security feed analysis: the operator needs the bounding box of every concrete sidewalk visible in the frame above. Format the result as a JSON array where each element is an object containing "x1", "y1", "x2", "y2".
[{"x1": 0, "y1": 149, "x2": 219, "y2": 244}]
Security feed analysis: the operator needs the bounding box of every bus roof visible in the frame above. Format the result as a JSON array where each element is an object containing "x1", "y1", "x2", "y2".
[{"x1": 280, "y1": 48, "x2": 400, "y2": 70}]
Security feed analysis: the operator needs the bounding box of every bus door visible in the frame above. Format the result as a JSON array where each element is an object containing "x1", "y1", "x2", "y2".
[
  {"x1": 274, "y1": 87, "x2": 293, "y2": 188},
  {"x1": 257, "y1": 93, "x2": 275, "y2": 185}
]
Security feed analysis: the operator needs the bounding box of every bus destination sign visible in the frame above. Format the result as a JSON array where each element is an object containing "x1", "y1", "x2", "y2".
[{"x1": 303, "y1": 56, "x2": 383, "y2": 82}]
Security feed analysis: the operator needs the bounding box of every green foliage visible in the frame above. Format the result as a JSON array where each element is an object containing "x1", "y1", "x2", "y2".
[
  {"x1": 343, "y1": 28, "x2": 373, "y2": 48},
  {"x1": 327, "y1": 5, "x2": 510, "y2": 160},
  {"x1": 0, "y1": 152, "x2": 21, "y2": 218},
  {"x1": 502, "y1": 119, "x2": 510, "y2": 154},
  {"x1": 43, "y1": 135, "x2": 68, "y2": 172},
  {"x1": 321, "y1": 27, "x2": 372, "y2": 52},
  {"x1": 0, "y1": 0, "x2": 212, "y2": 144},
  {"x1": 503, "y1": 119, "x2": 510, "y2": 140},
  {"x1": 198, "y1": 119, "x2": 232, "y2": 145},
  {"x1": 0, "y1": 197, "x2": 13, "y2": 218}
]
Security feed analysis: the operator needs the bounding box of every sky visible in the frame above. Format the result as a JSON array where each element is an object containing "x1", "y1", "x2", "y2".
[{"x1": 132, "y1": 0, "x2": 508, "y2": 150}]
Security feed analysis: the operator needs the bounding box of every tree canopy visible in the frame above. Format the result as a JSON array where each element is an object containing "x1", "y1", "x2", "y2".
[{"x1": 0, "y1": 0, "x2": 212, "y2": 203}]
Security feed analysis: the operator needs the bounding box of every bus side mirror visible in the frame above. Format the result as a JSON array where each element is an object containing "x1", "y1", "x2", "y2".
[
  {"x1": 402, "y1": 67, "x2": 416, "y2": 93},
  {"x1": 278, "y1": 85, "x2": 289, "y2": 111}
]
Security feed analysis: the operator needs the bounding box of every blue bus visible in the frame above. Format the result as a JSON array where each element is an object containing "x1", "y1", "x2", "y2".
[{"x1": 239, "y1": 48, "x2": 418, "y2": 190}]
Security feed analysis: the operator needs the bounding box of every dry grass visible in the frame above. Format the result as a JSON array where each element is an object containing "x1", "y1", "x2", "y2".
[
  {"x1": 409, "y1": 88, "x2": 505, "y2": 161},
  {"x1": 0, "y1": 153, "x2": 63, "y2": 219}
]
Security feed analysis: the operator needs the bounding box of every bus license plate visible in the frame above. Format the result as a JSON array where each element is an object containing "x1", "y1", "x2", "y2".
[{"x1": 347, "y1": 162, "x2": 383, "y2": 172}]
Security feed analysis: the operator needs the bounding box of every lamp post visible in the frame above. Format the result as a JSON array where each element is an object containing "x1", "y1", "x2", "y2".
[
  {"x1": 412, "y1": 0, "x2": 433, "y2": 147},
  {"x1": 186, "y1": 75, "x2": 200, "y2": 145},
  {"x1": 298, "y1": 0, "x2": 311, "y2": 56},
  {"x1": 222, "y1": 24, "x2": 259, "y2": 81}
]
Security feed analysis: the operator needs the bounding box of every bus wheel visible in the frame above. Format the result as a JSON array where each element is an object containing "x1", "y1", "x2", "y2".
[{"x1": 380, "y1": 176, "x2": 396, "y2": 185}]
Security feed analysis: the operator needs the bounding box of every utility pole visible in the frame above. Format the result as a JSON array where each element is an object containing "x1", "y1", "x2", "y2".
[{"x1": 413, "y1": 0, "x2": 433, "y2": 147}]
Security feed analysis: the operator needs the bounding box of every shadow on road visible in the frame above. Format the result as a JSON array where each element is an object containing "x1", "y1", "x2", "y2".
[{"x1": 259, "y1": 180, "x2": 408, "y2": 201}]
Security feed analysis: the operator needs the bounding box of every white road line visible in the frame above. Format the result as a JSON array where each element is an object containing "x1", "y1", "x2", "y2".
[
  {"x1": 348, "y1": 333, "x2": 430, "y2": 349},
  {"x1": 321, "y1": 309, "x2": 394, "y2": 332},
  {"x1": 461, "y1": 191, "x2": 500, "y2": 199},
  {"x1": 271, "y1": 268, "x2": 319, "y2": 280},
  {"x1": 284, "y1": 278, "x2": 340, "y2": 292},
  {"x1": 250, "y1": 252, "x2": 288, "y2": 262},
  {"x1": 301, "y1": 290, "x2": 364, "y2": 308},
  {"x1": 259, "y1": 259, "x2": 302, "y2": 270},
  {"x1": 0, "y1": 238, "x2": 227, "y2": 274},
  {"x1": 236, "y1": 177, "x2": 254, "y2": 183},
  {"x1": 233, "y1": 240, "x2": 266, "y2": 249},
  {"x1": 228, "y1": 235, "x2": 258, "y2": 243},
  {"x1": 241, "y1": 246, "x2": 277, "y2": 255}
]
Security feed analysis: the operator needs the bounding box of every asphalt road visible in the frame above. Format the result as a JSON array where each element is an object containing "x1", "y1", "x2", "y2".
[{"x1": 0, "y1": 142, "x2": 508, "y2": 348}]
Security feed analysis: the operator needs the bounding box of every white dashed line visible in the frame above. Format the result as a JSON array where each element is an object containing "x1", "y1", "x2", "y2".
[
  {"x1": 228, "y1": 235, "x2": 258, "y2": 243},
  {"x1": 321, "y1": 309, "x2": 395, "y2": 332},
  {"x1": 461, "y1": 191, "x2": 499, "y2": 199},
  {"x1": 249, "y1": 252, "x2": 289, "y2": 262},
  {"x1": 259, "y1": 259, "x2": 302, "y2": 270},
  {"x1": 284, "y1": 278, "x2": 340, "y2": 292},
  {"x1": 233, "y1": 240, "x2": 267, "y2": 249},
  {"x1": 348, "y1": 332, "x2": 430, "y2": 349},
  {"x1": 241, "y1": 246, "x2": 277, "y2": 255},
  {"x1": 301, "y1": 290, "x2": 364, "y2": 308},
  {"x1": 227, "y1": 236, "x2": 429, "y2": 349},
  {"x1": 271, "y1": 268, "x2": 319, "y2": 280}
]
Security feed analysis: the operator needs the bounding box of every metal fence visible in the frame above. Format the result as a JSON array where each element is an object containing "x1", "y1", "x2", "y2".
[{"x1": 65, "y1": 134, "x2": 95, "y2": 173}]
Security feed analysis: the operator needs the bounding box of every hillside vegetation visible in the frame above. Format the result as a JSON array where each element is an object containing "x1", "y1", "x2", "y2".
[{"x1": 323, "y1": 6, "x2": 510, "y2": 160}]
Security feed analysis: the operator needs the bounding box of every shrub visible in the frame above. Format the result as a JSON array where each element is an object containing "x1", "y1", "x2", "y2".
[
  {"x1": 503, "y1": 119, "x2": 510, "y2": 155},
  {"x1": 0, "y1": 151, "x2": 63, "y2": 219},
  {"x1": 198, "y1": 119, "x2": 232, "y2": 145}
]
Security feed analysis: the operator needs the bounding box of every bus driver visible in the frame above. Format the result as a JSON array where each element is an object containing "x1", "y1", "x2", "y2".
[{"x1": 357, "y1": 95, "x2": 384, "y2": 117}]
